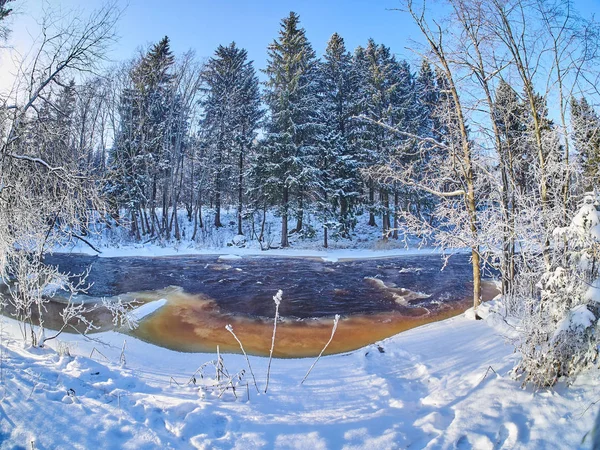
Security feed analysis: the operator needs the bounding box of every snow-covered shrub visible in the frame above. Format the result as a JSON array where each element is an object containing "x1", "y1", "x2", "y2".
[
  {"x1": 102, "y1": 297, "x2": 141, "y2": 330},
  {"x1": 3, "y1": 254, "x2": 96, "y2": 347},
  {"x1": 513, "y1": 193, "x2": 600, "y2": 387}
]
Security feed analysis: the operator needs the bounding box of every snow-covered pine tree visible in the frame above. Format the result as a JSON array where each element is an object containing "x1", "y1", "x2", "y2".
[
  {"x1": 261, "y1": 11, "x2": 322, "y2": 247},
  {"x1": 412, "y1": 58, "x2": 440, "y2": 221},
  {"x1": 316, "y1": 32, "x2": 362, "y2": 242},
  {"x1": 571, "y1": 97, "x2": 600, "y2": 192},
  {"x1": 139, "y1": 37, "x2": 177, "y2": 236},
  {"x1": 352, "y1": 44, "x2": 378, "y2": 227},
  {"x1": 493, "y1": 80, "x2": 530, "y2": 195},
  {"x1": 200, "y1": 42, "x2": 262, "y2": 232},
  {"x1": 492, "y1": 79, "x2": 531, "y2": 295},
  {"x1": 49, "y1": 80, "x2": 77, "y2": 167},
  {"x1": 354, "y1": 39, "x2": 407, "y2": 236},
  {"x1": 106, "y1": 36, "x2": 176, "y2": 238},
  {"x1": 514, "y1": 192, "x2": 600, "y2": 387},
  {"x1": 387, "y1": 58, "x2": 421, "y2": 239}
]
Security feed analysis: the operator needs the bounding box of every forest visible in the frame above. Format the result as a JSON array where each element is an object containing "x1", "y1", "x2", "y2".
[{"x1": 1, "y1": 0, "x2": 600, "y2": 399}]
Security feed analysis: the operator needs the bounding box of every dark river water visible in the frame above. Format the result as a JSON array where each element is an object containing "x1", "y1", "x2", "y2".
[
  {"x1": 39, "y1": 252, "x2": 497, "y2": 357},
  {"x1": 44, "y1": 253, "x2": 480, "y2": 317}
]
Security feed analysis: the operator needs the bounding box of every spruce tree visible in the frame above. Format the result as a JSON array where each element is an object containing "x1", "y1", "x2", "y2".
[
  {"x1": 261, "y1": 12, "x2": 322, "y2": 247},
  {"x1": 354, "y1": 39, "x2": 413, "y2": 237},
  {"x1": 493, "y1": 80, "x2": 529, "y2": 194},
  {"x1": 317, "y1": 32, "x2": 362, "y2": 241},
  {"x1": 413, "y1": 59, "x2": 441, "y2": 219},
  {"x1": 201, "y1": 42, "x2": 262, "y2": 232},
  {"x1": 571, "y1": 96, "x2": 600, "y2": 190},
  {"x1": 106, "y1": 36, "x2": 177, "y2": 238}
]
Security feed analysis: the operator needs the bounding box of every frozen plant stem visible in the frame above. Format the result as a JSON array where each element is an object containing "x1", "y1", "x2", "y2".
[
  {"x1": 301, "y1": 314, "x2": 340, "y2": 385},
  {"x1": 265, "y1": 290, "x2": 282, "y2": 393},
  {"x1": 225, "y1": 324, "x2": 259, "y2": 393},
  {"x1": 120, "y1": 340, "x2": 127, "y2": 366}
]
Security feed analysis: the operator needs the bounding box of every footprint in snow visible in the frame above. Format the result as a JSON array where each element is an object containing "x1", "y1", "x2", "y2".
[{"x1": 495, "y1": 422, "x2": 519, "y2": 449}]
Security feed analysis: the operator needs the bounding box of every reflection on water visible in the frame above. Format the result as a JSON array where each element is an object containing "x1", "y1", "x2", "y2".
[{"x1": 38, "y1": 253, "x2": 498, "y2": 357}]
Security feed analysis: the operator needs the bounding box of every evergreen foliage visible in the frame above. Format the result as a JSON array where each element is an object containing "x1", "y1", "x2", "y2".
[
  {"x1": 260, "y1": 12, "x2": 322, "y2": 247},
  {"x1": 201, "y1": 42, "x2": 262, "y2": 231},
  {"x1": 571, "y1": 97, "x2": 600, "y2": 190}
]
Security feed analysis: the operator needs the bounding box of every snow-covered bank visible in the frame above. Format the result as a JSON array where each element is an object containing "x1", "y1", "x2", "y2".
[
  {"x1": 55, "y1": 209, "x2": 454, "y2": 262},
  {"x1": 0, "y1": 302, "x2": 597, "y2": 449},
  {"x1": 55, "y1": 243, "x2": 454, "y2": 262}
]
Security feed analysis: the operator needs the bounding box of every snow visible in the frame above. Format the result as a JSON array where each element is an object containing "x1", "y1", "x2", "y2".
[
  {"x1": 217, "y1": 254, "x2": 243, "y2": 261},
  {"x1": 59, "y1": 242, "x2": 450, "y2": 261},
  {"x1": 554, "y1": 305, "x2": 596, "y2": 338},
  {"x1": 0, "y1": 301, "x2": 597, "y2": 449},
  {"x1": 585, "y1": 280, "x2": 600, "y2": 304},
  {"x1": 572, "y1": 200, "x2": 600, "y2": 230},
  {"x1": 126, "y1": 299, "x2": 167, "y2": 323},
  {"x1": 53, "y1": 209, "x2": 460, "y2": 262}
]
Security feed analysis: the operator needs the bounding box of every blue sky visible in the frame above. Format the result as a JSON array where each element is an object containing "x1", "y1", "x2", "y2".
[
  {"x1": 5, "y1": 0, "x2": 422, "y2": 74},
  {"x1": 3, "y1": 0, "x2": 600, "y2": 85}
]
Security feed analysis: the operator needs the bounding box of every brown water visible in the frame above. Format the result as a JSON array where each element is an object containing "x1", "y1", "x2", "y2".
[
  {"x1": 37, "y1": 253, "x2": 499, "y2": 357},
  {"x1": 131, "y1": 282, "x2": 498, "y2": 357}
]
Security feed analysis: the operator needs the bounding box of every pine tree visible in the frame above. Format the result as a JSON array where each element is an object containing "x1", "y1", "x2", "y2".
[
  {"x1": 413, "y1": 59, "x2": 440, "y2": 219},
  {"x1": 388, "y1": 58, "x2": 421, "y2": 238},
  {"x1": 354, "y1": 39, "x2": 414, "y2": 237},
  {"x1": 515, "y1": 192, "x2": 600, "y2": 387},
  {"x1": 201, "y1": 42, "x2": 262, "y2": 232},
  {"x1": 317, "y1": 32, "x2": 362, "y2": 241},
  {"x1": 571, "y1": 96, "x2": 600, "y2": 190},
  {"x1": 261, "y1": 12, "x2": 322, "y2": 247},
  {"x1": 494, "y1": 80, "x2": 529, "y2": 185},
  {"x1": 106, "y1": 36, "x2": 177, "y2": 238}
]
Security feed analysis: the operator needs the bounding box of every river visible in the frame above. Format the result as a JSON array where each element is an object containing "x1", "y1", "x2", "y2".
[{"x1": 36, "y1": 253, "x2": 498, "y2": 357}]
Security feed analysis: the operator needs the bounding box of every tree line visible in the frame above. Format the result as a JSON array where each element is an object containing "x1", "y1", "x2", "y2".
[{"x1": 16, "y1": 12, "x2": 464, "y2": 248}]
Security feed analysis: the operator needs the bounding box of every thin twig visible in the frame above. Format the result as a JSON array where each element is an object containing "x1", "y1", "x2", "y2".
[
  {"x1": 119, "y1": 340, "x2": 126, "y2": 366},
  {"x1": 225, "y1": 324, "x2": 259, "y2": 393},
  {"x1": 479, "y1": 365, "x2": 499, "y2": 384},
  {"x1": 301, "y1": 314, "x2": 340, "y2": 385},
  {"x1": 265, "y1": 290, "x2": 282, "y2": 394},
  {"x1": 89, "y1": 347, "x2": 109, "y2": 361}
]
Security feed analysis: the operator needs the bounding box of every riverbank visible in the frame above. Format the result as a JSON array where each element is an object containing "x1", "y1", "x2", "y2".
[
  {"x1": 55, "y1": 209, "x2": 447, "y2": 262},
  {"x1": 0, "y1": 299, "x2": 597, "y2": 449}
]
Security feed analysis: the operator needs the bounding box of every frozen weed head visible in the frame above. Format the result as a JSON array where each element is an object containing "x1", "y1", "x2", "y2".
[
  {"x1": 273, "y1": 290, "x2": 282, "y2": 306},
  {"x1": 56, "y1": 340, "x2": 74, "y2": 358}
]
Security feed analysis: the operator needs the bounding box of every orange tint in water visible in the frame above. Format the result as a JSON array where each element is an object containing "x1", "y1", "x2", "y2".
[{"x1": 132, "y1": 282, "x2": 499, "y2": 358}]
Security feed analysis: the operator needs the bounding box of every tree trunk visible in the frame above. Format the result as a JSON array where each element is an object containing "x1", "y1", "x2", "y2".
[
  {"x1": 393, "y1": 189, "x2": 399, "y2": 240},
  {"x1": 162, "y1": 179, "x2": 170, "y2": 239},
  {"x1": 238, "y1": 150, "x2": 244, "y2": 235},
  {"x1": 260, "y1": 203, "x2": 267, "y2": 244},
  {"x1": 142, "y1": 206, "x2": 150, "y2": 235},
  {"x1": 295, "y1": 192, "x2": 303, "y2": 234},
  {"x1": 281, "y1": 186, "x2": 289, "y2": 247},
  {"x1": 151, "y1": 175, "x2": 157, "y2": 235},
  {"x1": 382, "y1": 190, "x2": 390, "y2": 239},
  {"x1": 192, "y1": 199, "x2": 199, "y2": 241},
  {"x1": 340, "y1": 197, "x2": 349, "y2": 237},
  {"x1": 131, "y1": 209, "x2": 140, "y2": 240},
  {"x1": 368, "y1": 181, "x2": 376, "y2": 226},
  {"x1": 214, "y1": 171, "x2": 222, "y2": 228},
  {"x1": 139, "y1": 206, "x2": 146, "y2": 235}
]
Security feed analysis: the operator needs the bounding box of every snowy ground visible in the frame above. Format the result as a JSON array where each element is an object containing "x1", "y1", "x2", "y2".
[
  {"x1": 57, "y1": 209, "x2": 433, "y2": 261},
  {"x1": 0, "y1": 300, "x2": 598, "y2": 449},
  {"x1": 10, "y1": 210, "x2": 597, "y2": 448}
]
